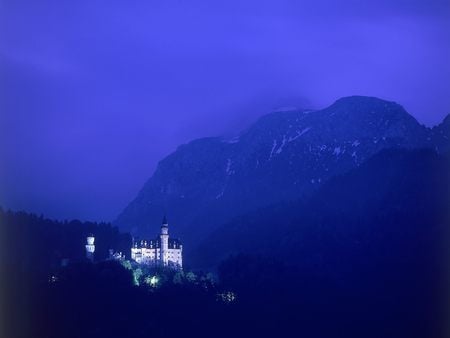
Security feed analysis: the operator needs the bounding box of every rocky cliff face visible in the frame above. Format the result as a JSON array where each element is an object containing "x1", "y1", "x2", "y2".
[{"x1": 114, "y1": 96, "x2": 448, "y2": 245}]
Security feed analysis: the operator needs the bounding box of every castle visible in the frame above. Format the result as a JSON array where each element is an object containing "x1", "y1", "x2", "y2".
[
  {"x1": 85, "y1": 234, "x2": 95, "y2": 262},
  {"x1": 84, "y1": 216, "x2": 183, "y2": 268},
  {"x1": 131, "y1": 216, "x2": 183, "y2": 268}
]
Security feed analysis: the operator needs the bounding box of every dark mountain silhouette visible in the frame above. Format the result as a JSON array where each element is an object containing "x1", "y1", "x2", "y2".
[
  {"x1": 193, "y1": 148, "x2": 450, "y2": 270},
  {"x1": 1, "y1": 149, "x2": 448, "y2": 338},
  {"x1": 115, "y1": 96, "x2": 449, "y2": 247}
]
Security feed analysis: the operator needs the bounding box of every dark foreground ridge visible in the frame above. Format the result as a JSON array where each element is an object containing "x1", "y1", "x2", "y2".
[{"x1": 1, "y1": 148, "x2": 448, "y2": 338}]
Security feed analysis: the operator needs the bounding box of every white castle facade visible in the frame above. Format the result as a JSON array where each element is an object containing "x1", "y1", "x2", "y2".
[
  {"x1": 85, "y1": 234, "x2": 95, "y2": 261},
  {"x1": 131, "y1": 216, "x2": 183, "y2": 268}
]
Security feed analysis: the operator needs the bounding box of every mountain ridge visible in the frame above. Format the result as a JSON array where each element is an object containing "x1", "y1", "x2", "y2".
[{"x1": 114, "y1": 96, "x2": 449, "y2": 247}]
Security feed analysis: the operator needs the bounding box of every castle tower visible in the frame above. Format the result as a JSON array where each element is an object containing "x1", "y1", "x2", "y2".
[
  {"x1": 160, "y1": 215, "x2": 169, "y2": 265},
  {"x1": 85, "y1": 234, "x2": 95, "y2": 262}
]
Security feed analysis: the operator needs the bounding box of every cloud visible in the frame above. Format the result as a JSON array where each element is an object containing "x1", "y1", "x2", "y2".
[{"x1": 0, "y1": 0, "x2": 449, "y2": 220}]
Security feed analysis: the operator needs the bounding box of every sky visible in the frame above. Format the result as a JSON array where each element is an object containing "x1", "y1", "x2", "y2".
[{"x1": 1, "y1": 0, "x2": 449, "y2": 222}]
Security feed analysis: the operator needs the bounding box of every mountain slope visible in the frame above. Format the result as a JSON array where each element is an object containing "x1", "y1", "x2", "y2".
[
  {"x1": 115, "y1": 96, "x2": 447, "y2": 246},
  {"x1": 193, "y1": 149, "x2": 450, "y2": 269}
]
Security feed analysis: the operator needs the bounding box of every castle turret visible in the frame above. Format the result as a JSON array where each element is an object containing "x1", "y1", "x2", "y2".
[
  {"x1": 160, "y1": 215, "x2": 169, "y2": 265},
  {"x1": 130, "y1": 215, "x2": 183, "y2": 268},
  {"x1": 85, "y1": 234, "x2": 95, "y2": 262}
]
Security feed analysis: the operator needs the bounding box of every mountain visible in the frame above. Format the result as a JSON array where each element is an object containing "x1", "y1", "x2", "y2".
[
  {"x1": 431, "y1": 113, "x2": 450, "y2": 152},
  {"x1": 115, "y1": 96, "x2": 449, "y2": 248},
  {"x1": 209, "y1": 149, "x2": 450, "y2": 338},
  {"x1": 193, "y1": 148, "x2": 450, "y2": 269}
]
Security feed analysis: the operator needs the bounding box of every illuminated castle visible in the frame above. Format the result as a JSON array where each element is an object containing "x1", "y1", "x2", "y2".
[
  {"x1": 131, "y1": 216, "x2": 183, "y2": 268},
  {"x1": 85, "y1": 234, "x2": 95, "y2": 261}
]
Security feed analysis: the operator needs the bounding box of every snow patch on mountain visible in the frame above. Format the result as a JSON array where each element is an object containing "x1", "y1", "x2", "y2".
[
  {"x1": 269, "y1": 140, "x2": 278, "y2": 160},
  {"x1": 223, "y1": 136, "x2": 240, "y2": 144},
  {"x1": 226, "y1": 158, "x2": 233, "y2": 175},
  {"x1": 288, "y1": 127, "x2": 312, "y2": 142},
  {"x1": 276, "y1": 136, "x2": 287, "y2": 154},
  {"x1": 215, "y1": 190, "x2": 225, "y2": 199}
]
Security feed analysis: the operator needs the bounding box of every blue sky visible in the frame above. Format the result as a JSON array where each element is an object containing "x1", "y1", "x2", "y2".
[{"x1": 1, "y1": 0, "x2": 449, "y2": 221}]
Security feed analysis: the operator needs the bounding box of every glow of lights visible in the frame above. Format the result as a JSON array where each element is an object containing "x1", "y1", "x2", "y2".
[
  {"x1": 150, "y1": 276, "x2": 158, "y2": 287},
  {"x1": 217, "y1": 291, "x2": 236, "y2": 303}
]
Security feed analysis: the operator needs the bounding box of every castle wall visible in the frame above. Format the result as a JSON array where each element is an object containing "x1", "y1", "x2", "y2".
[
  {"x1": 131, "y1": 247, "x2": 182, "y2": 267},
  {"x1": 167, "y1": 248, "x2": 182, "y2": 266}
]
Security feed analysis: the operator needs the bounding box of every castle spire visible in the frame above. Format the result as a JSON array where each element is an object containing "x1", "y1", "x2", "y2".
[{"x1": 160, "y1": 214, "x2": 169, "y2": 265}]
